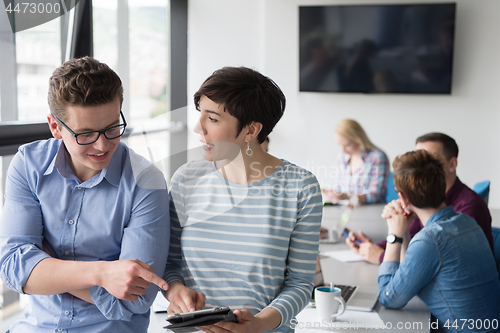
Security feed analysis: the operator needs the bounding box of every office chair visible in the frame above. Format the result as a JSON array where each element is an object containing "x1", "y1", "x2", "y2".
[
  {"x1": 385, "y1": 171, "x2": 398, "y2": 202},
  {"x1": 473, "y1": 180, "x2": 490, "y2": 204},
  {"x1": 492, "y1": 227, "x2": 500, "y2": 275}
]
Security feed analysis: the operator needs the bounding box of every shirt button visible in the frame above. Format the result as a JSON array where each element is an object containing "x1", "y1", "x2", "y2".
[
  {"x1": 385, "y1": 290, "x2": 390, "y2": 296},
  {"x1": 58, "y1": 329, "x2": 63, "y2": 332},
  {"x1": 65, "y1": 310, "x2": 69, "y2": 315},
  {"x1": 65, "y1": 251, "x2": 70, "y2": 255},
  {"x1": 68, "y1": 220, "x2": 74, "y2": 225}
]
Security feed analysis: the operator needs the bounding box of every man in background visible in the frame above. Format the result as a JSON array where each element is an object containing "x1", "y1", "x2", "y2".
[{"x1": 346, "y1": 132, "x2": 493, "y2": 264}]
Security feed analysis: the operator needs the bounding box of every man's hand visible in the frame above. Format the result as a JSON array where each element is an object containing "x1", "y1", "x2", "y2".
[
  {"x1": 165, "y1": 280, "x2": 205, "y2": 313},
  {"x1": 345, "y1": 230, "x2": 372, "y2": 253},
  {"x1": 97, "y1": 259, "x2": 168, "y2": 301},
  {"x1": 345, "y1": 230, "x2": 382, "y2": 264},
  {"x1": 358, "y1": 242, "x2": 384, "y2": 265}
]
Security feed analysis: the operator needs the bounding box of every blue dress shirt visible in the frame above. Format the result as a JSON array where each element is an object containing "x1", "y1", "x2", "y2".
[
  {"x1": 0, "y1": 139, "x2": 170, "y2": 332},
  {"x1": 378, "y1": 206, "x2": 500, "y2": 332}
]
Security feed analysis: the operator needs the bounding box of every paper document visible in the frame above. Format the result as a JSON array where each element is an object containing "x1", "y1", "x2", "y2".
[
  {"x1": 294, "y1": 307, "x2": 386, "y2": 332},
  {"x1": 152, "y1": 291, "x2": 170, "y2": 312},
  {"x1": 321, "y1": 250, "x2": 363, "y2": 262}
]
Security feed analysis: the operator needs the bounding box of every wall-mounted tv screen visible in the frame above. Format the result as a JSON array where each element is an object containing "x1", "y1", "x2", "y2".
[{"x1": 299, "y1": 3, "x2": 456, "y2": 94}]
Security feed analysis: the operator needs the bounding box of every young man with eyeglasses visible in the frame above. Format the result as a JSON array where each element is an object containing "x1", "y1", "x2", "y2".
[{"x1": 0, "y1": 57, "x2": 170, "y2": 332}]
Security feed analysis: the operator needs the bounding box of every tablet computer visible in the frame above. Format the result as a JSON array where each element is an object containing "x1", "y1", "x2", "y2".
[{"x1": 164, "y1": 307, "x2": 238, "y2": 332}]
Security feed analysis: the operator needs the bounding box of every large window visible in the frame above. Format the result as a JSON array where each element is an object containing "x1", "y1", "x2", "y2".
[
  {"x1": 16, "y1": 19, "x2": 62, "y2": 121},
  {"x1": 93, "y1": 0, "x2": 171, "y2": 177}
]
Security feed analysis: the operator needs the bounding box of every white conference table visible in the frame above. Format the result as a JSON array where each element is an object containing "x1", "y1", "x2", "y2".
[
  {"x1": 295, "y1": 204, "x2": 430, "y2": 333},
  {"x1": 148, "y1": 203, "x2": 430, "y2": 333}
]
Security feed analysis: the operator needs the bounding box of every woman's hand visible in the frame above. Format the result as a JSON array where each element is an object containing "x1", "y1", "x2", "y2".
[
  {"x1": 381, "y1": 199, "x2": 405, "y2": 219},
  {"x1": 196, "y1": 310, "x2": 264, "y2": 333},
  {"x1": 381, "y1": 199, "x2": 416, "y2": 221},
  {"x1": 385, "y1": 210, "x2": 412, "y2": 237},
  {"x1": 321, "y1": 189, "x2": 348, "y2": 203},
  {"x1": 165, "y1": 280, "x2": 206, "y2": 314}
]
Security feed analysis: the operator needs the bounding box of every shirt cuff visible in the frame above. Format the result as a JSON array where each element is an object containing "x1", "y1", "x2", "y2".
[
  {"x1": 89, "y1": 285, "x2": 133, "y2": 321},
  {"x1": 5, "y1": 251, "x2": 50, "y2": 294},
  {"x1": 265, "y1": 303, "x2": 285, "y2": 329},
  {"x1": 378, "y1": 261, "x2": 399, "y2": 278}
]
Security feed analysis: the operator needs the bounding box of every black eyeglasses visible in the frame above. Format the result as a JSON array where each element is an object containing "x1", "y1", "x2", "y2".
[{"x1": 55, "y1": 111, "x2": 127, "y2": 145}]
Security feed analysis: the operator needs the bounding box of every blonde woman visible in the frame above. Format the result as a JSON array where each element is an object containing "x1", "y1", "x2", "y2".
[{"x1": 323, "y1": 119, "x2": 389, "y2": 204}]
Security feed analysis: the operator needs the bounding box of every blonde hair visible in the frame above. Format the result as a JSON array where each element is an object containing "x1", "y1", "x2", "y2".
[{"x1": 335, "y1": 119, "x2": 378, "y2": 151}]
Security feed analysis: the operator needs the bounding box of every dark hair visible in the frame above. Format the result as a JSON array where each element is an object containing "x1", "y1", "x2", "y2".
[
  {"x1": 393, "y1": 149, "x2": 446, "y2": 209},
  {"x1": 48, "y1": 56, "x2": 123, "y2": 122},
  {"x1": 415, "y1": 132, "x2": 458, "y2": 161},
  {"x1": 193, "y1": 67, "x2": 286, "y2": 144}
]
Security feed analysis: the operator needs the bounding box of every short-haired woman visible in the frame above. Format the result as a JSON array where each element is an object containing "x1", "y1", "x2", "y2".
[
  {"x1": 379, "y1": 150, "x2": 500, "y2": 332},
  {"x1": 163, "y1": 67, "x2": 323, "y2": 333}
]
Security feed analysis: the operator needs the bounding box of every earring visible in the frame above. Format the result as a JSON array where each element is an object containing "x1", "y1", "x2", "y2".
[{"x1": 245, "y1": 141, "x2": 254, "y2": 157}]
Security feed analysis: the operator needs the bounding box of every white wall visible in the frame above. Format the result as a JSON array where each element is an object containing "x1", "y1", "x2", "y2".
[{"x1": 188, "y1": 0, "x2": 500, "y2": 208}]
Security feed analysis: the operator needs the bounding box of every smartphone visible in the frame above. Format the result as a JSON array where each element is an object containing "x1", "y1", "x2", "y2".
[{"x1": 342, "y1": 228, "x2": 362, "y2": 244}]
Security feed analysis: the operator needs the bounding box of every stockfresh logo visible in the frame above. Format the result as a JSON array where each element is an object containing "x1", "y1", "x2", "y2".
[{"x1": 3, "y1": 0, "x2": 79, "y2": 33}]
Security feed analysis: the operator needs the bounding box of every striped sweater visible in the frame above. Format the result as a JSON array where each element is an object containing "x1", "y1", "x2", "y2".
[{"x1": 164, "y1": 159, "x2": 322, "y2": 332}]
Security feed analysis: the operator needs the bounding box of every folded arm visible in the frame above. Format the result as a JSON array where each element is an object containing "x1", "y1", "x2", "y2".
[{"x1": 0, "y1": 153, "x2": 170, "y2": 320}]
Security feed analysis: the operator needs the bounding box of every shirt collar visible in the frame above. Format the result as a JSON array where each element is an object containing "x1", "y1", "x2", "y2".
[
  {"x1": 43, "y1": 140, "x2": 76, "y2": 180},
  {"x1": 43, "y1": 140, "x2": 123, "y2": 188},
  {"x1": 425, "y1": 206, "x2": 456, "y2": 228},
  {"x1": 103, "y1": 142, "x2": 123, "y2": 187}
]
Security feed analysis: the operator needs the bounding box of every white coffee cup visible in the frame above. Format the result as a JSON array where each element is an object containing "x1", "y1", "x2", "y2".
[{"x1": 314, "y1": 286, "x2": 346, "y2": 322}]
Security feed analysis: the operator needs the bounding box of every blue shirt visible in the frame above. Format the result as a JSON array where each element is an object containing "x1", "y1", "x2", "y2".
[
  {"x1": 0, "y1": 139, "x2": 170, "y2": 333},
  {"x1": 378, "y1": 206, "x2": 500, "y2": 332},
  {"x1": 165, "y1": 159, "x2": 322, "y2": 332}
]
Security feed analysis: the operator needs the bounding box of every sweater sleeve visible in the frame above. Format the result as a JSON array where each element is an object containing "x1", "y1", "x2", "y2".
[
  {"x1": 266, "y1": 172, "x2": 323, "y2": 329},
  {"x1": 163, "y1": 171, "x2": 186, "y2": 284}
]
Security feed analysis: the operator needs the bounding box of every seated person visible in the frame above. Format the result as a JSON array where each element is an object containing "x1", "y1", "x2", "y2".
[
  {"x1": 378, "y1": 149, "x2": 500, "y2": 332},
  {"x1": 347, "y1": 132, "x2": 493, "y2": 264},
  {"x1": 322, "y1": 119, "x2": 389, "y2": 205}
]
